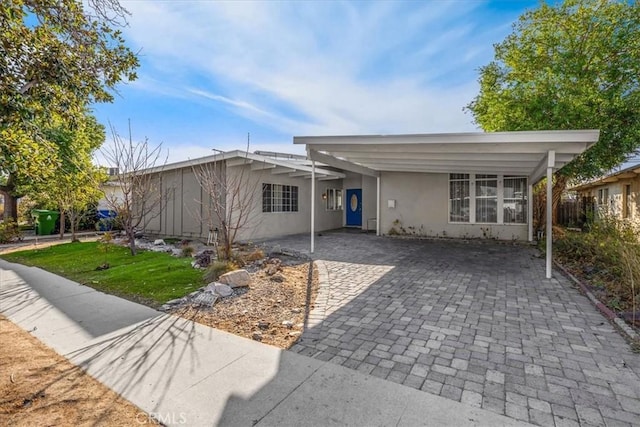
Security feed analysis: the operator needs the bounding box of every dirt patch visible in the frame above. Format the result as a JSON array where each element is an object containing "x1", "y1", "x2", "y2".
[
  {"x1": 0, "y1": 316, "x2": 157, "y2": 426},
  {"x1": 172, "y1": 261, "x2": 318, "y2": 348}
]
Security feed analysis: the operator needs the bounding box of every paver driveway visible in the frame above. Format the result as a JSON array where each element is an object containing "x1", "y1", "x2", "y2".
[{"x1": 264, "y1": 231, "x2": 640, "y2": 427}]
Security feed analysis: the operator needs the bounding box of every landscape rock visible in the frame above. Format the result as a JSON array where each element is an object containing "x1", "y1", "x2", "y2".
[
  {"x1": 219, "y1": 269, "x2": 251, "y2": 288},
  {"x1": 263, "y1": 258, "x2": 282, "y2": 276},
  {"x1": 214, "y1": 283, "x2": 233, "y2": 297},
  {"x1": 252, "y1": 332, "x2": 263, "y2": 341},
  {"x1": 282, "y1": 320, "x2": 293, "y2": 329},
  {"x1": 257, "y1": 321, "x2": 270, "y2": 330},
  {"x1": 270, "y1": 274, "x2": 285, "y2": 283},
  {"x1": 194, "y1": 249, "x2": 215, "y2": 268},
  {"x1": 291, "y1": 308, "x2": 302, "y2": 314},
  {"x1": 153, "y1": 239, "x2": 165, "y2": 245}
]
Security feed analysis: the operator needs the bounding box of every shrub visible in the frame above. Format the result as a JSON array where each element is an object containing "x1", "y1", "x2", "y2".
[
  {"x1": 243, "y1": 248, "x2": 265, "y2": 262},
  {"x1": 181, "y1": 244, "x2": 195, "y2": 258},
  {"x1": 555, "y1": 215, "x2": 640, "y2": 314},
  {"x1": 204, "y1": 260, "x2": 237, "y2": 283},
  {"x1": 0, "y1": 220, "x2": 22, "y2": 243}
]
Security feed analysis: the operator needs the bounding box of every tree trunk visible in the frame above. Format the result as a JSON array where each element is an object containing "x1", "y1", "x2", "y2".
[
  {"x1": 59, "y1": 209, "x2": 65, "y2": 239},
  {"x1": 127, "y1": 226, "x2": 137, "y2": 256},
  {"x1": 2, "y1": 192, "x2": 18, "y2": 223},
  {"x1": 70, "y1": 210, "x2": 78, "y2": 242},
  {"x1": 552, "y1": 174, "x2": 569, "y2": 225},
  {"x1": 534, "y1": 173, "x2": 569, "y2": 231},
  {"x1": 0, "y1": 173, "x2": 19, "y2": 222}
]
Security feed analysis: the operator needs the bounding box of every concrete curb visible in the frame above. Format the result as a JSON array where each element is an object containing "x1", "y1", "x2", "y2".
[{"x1": 554, "y1": 260, "x2": 639, "y2": 342}]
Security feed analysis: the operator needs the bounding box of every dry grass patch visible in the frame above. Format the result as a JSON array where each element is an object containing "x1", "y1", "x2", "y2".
[{"x1": 0, "y1": 316, "x2": 157, "y2": 426}]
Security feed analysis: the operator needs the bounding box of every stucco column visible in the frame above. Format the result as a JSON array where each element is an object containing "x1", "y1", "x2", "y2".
[
  {"x1": 376, "y1": 176, "x2": 381, "y2": 236},
  {"x1": 311, "y1": 160, "x2": 315, "y2": 253},
  {"x1": 546, "y1": 150, "x2": 555, "y2": 279}
]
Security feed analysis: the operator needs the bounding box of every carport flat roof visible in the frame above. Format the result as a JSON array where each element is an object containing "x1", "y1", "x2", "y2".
[{"x1": 294, "y1": 130, "x2": 600, "y2": 183}]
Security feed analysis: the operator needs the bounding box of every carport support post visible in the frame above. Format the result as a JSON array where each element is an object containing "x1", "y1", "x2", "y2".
[
  {"x1": 546, "y1": 150, "x2": 555, "y2": 279},
  {"x1": 311, "y1": 160, "x2": 315, "y2": 253},
  {"x1": 527, "y1": 183, "x2": 533, "y2": 242},
  {"x1": 376, "y1": 176, "x2": 381, "y2": 236}
]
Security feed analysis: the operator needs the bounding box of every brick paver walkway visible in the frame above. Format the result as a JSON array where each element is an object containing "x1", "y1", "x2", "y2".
[{"x1": 264, "y1": 231, "x2": 640, "y2": 427}]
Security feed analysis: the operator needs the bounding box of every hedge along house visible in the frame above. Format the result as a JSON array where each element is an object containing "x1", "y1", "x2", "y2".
[
  {"x1": 138, "y1": 150, "x2": 345, "y2": 242},
  {"x1": 294, "y1": 130, "x2": 600, "y2": 279}
]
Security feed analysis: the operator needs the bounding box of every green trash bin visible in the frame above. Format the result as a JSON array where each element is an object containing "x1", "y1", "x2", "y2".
[{"x1": 31, "y1": 210, "x2": 60, "y2": 235}]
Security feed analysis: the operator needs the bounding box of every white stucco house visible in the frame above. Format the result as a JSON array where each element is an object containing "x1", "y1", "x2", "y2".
[
  {"x1": 294, "y1": 130, "x2": 600, "y2": 278},
  {"x1": 135, "y1": 130, "x2": 599, "y2": 279}
]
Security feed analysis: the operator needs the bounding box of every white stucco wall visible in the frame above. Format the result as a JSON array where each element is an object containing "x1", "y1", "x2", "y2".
[{"x1": 380, "y1": 172, "x2": 528, "y2": 241}]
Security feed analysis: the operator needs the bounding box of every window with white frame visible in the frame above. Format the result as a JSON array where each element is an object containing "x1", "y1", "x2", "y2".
[
  {"x1": 503, "y1": 176, "x2": 527, "y2": 224},
  {"x1": 598, "y1": 188, "x2": 609, "y2": 206},
  {"x1": 262, "y1": 183, "x2": 298, "y2": 213},
  {"x1": 325, "y1": 188, "x2": 343, "y2": 211},
  {"x1": 449, "y1": 174, "x2": 470, "y2": 222},
  {"x1": 475, "y1": 174, "x2": 498, "y2": 223},
  {"x1": 449, "y1": 174, "x2": 527, "y2": 224}
]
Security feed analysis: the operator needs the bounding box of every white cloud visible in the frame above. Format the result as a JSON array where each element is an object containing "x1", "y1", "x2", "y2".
[{"x1": 112, "y1": 0, "x2": 522, "y2": 161}]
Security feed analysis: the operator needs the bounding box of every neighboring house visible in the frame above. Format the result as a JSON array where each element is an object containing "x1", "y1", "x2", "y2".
[{"x1": 572, "y1": 163, "x2": 640, "y2": 221}]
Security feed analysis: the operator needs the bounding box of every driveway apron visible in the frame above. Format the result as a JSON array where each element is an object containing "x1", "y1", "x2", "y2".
[{"x1": 263, "y1": 231, "x2": 640, "y2": 427}]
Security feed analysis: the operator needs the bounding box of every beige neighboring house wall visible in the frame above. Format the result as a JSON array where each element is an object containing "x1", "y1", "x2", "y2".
[
  {"x1": 380, "y1": 172, "x2": 528, "y2": 240},
  {"x1": 573, "y1": 163, "x2": 640, "y2": 222}
]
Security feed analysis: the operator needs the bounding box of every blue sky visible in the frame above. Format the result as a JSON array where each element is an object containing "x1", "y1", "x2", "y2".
[{"x1": 93, "y1": 0, "x2": 540, "y2": 165}]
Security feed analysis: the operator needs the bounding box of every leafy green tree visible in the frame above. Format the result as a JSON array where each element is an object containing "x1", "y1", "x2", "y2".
[
  {"x1": 467, "y1": 0, "x2": 640, "y2": 185},
  {"x1": 31, "y1": 114, "x2": 107, "y2": 240},
  {"x1": 0, "y1": 0, "x2": 138, "y2": 221}
]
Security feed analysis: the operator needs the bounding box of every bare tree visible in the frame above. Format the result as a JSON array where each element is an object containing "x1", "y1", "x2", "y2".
[
  {"x1": 191, "y1": 147, "x2": 264, "y2": 260},
  {"x1": 101, "y1": 123, "x2": 168, "y2": 255}
]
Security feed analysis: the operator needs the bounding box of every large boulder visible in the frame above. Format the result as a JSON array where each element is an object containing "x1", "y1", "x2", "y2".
[{"x1": 219, "y1": 269, "x2": 251, "y2": 288}]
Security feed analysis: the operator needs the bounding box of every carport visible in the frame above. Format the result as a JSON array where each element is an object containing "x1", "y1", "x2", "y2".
[{"x1": 294, "y1": 130, "x2": 600, "y2": 278}]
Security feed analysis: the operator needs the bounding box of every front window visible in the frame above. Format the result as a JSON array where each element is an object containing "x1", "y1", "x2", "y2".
[
  {"x1": 325, "y1": 188, "x2": 343, "y2": 211},
  {"x1": 475, "y1": 174, "x2": 497, "y2": 223},
  {"x1": 449, "y1": 174, "x2": 528, "y2": 225},
  {"x1": 503, "y1": 176, "x2": 527, "y2": 224},
  {"x1": 262, "y1": 183, "x2": 298, "y2": 213},
  {"x1": 449, "y1": 174, "x2": 469, "y2": 222}
]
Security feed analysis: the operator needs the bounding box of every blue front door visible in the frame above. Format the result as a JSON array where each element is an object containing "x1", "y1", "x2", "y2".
[{"x1": 346, "y1": 189, "x2": 362, "y2": 226}]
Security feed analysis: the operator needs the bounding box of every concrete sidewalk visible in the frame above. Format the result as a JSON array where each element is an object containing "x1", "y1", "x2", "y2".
[{"x1": 0, "y1": 259, "x2": 532, "y2": 426}]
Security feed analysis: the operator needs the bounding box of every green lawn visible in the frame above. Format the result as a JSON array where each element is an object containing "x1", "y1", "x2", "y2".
[{"x1": 1, "y1": 242, "x2": 204, "y2": 306}]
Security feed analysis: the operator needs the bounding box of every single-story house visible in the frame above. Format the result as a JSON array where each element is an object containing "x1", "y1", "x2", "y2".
[
  {"x1": 135, "y1": 150, "x2": 346, "y2": 241},
  {"x1": 134, "y1": 130, "x2": 598, "y2": 279},
  {"x1": 571, "y1": 163, "x2": 640, "y2": 221},
  {"x1": 294, "y1": 130, "x2": 600, "y2": 278}
]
